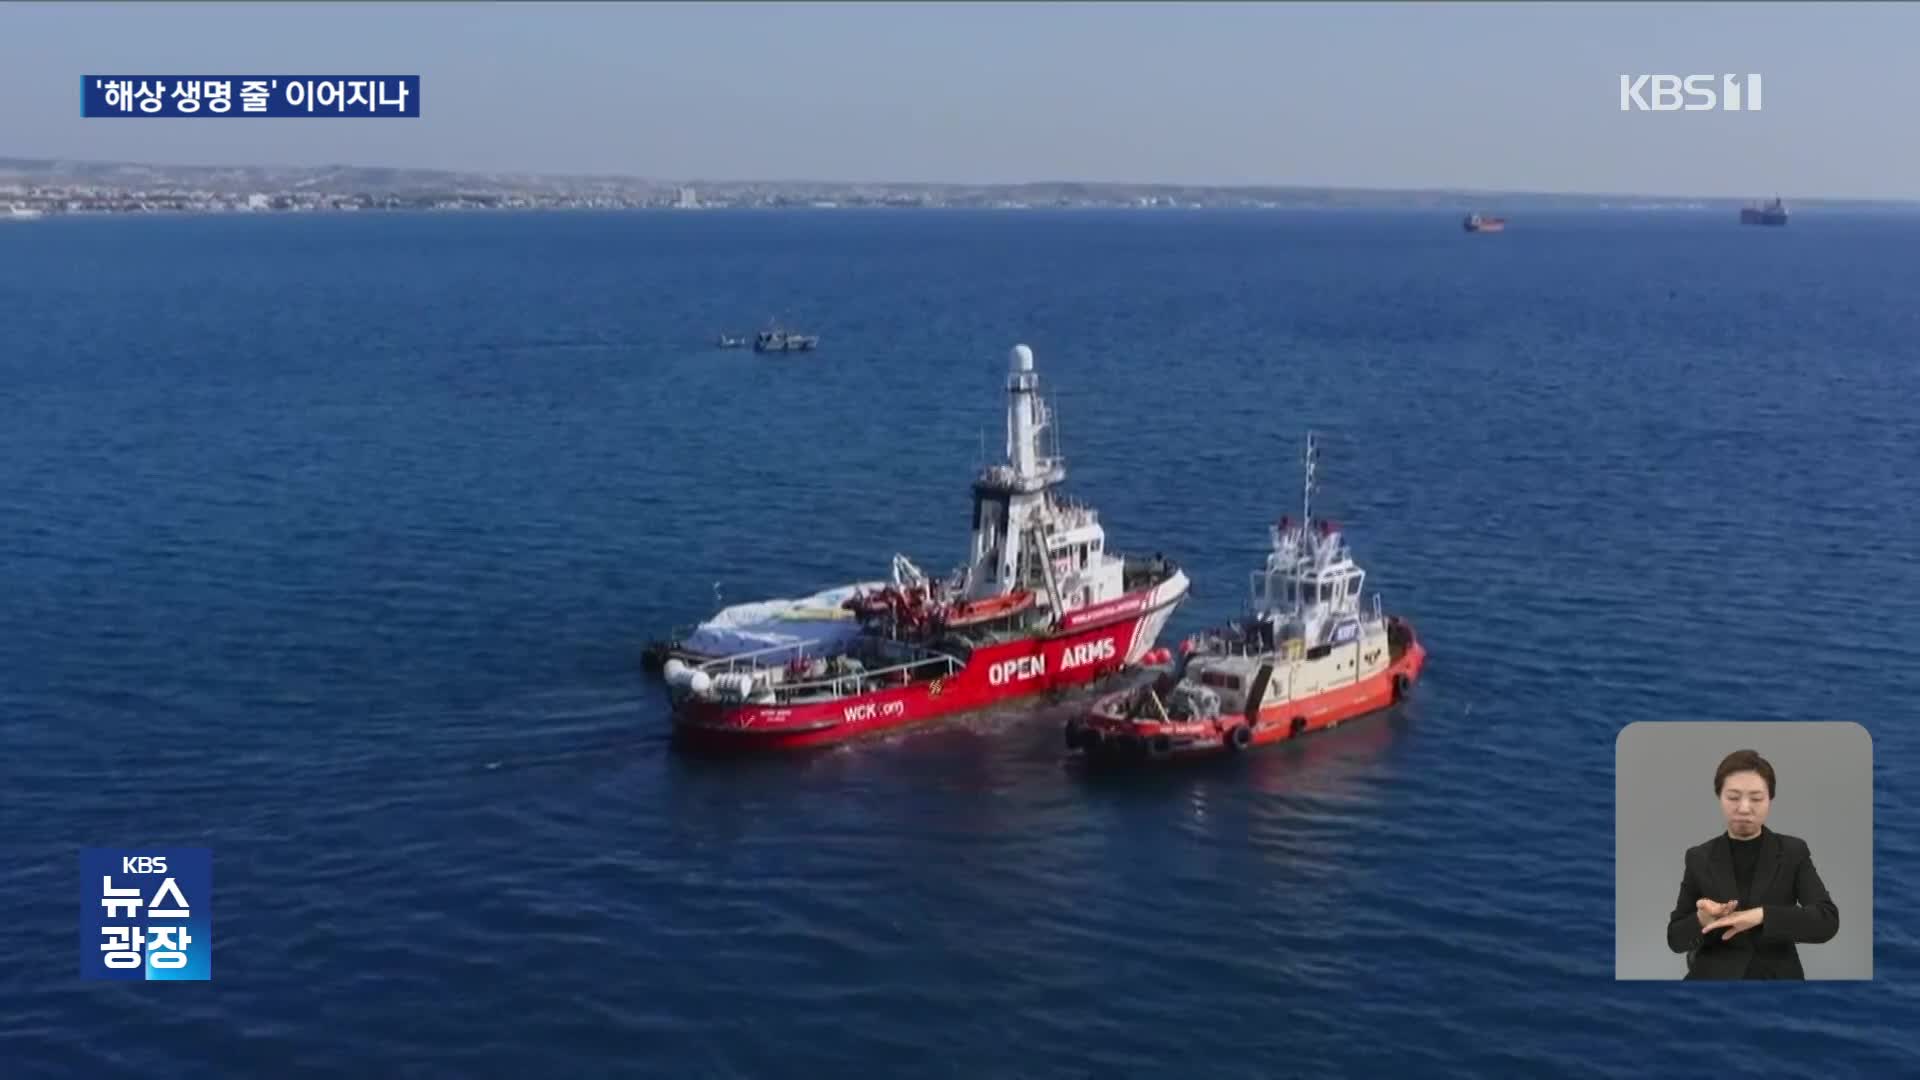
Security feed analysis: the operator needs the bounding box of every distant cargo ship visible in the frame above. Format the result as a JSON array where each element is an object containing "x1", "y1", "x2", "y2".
[
  {"x1": 1462, "y1": 213, "x2": 1505, "y2": 233},
  {"x1": 1740, "y1": 197, "x2": 1788, "y2": 226}
]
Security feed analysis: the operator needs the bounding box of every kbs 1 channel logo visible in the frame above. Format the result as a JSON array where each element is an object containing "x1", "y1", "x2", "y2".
[
  {"x1": 80, "y1": 848, "x2": 212, "y2": 981},
  {"x1": 1619, "y1": 73, "x2": 1762, "y2": 112}
]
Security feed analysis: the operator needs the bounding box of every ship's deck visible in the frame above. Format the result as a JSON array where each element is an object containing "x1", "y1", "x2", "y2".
[{"x1": 1121, "y1": 554, "x2": 1180, "y2": 593}]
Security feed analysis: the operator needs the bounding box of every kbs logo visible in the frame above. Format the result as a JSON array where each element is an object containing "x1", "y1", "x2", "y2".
[
  {"x1": 80, "y1": 847, "x2": 212, "y2": 981},
  {"x1": 989, "y1": 655, "x2": 1046, "y2": 686},
  {"x1": 1059, "y1": 637, "x2": 1117, "y2": 670},
  {"x1": 1619, "y1": 74, "x2": 1762, "y2": 112}
]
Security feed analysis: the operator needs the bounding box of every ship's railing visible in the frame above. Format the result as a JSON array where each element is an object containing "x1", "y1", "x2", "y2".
[
  {"x1": 696, "y1": 639, "x2": 964, "y2": 699},
  {"x1": 695, "y1": 639, "x2": 828, "y2": 672},
  {"x1": 1120, "y1": 552, "x2": 1179, "y2": 588},
  {"x1": 1192, "y1": 596, "x2": 1387, "y2": 660},
  {"x1": 697, "y1": 638, "x2": 920, "y2": 674},
  {"x1": 1050, "y1": 494, "x2": 1098, "y2": 520},
  {"x1": 769, "y1": 650, "x2": 964, "y2": 702},
  {"x1": 1048, "y1": 509, "x2": 1098, "y2": 533},
  {"x1": 1190, "y1": 639, "x2": 1274, "y2": 659},
  {"x1": 974, "y1": 461, "x2": 1062, "y2": 491},
  {"x1": 1239, "y1": 590, "x2": 1384, "y2": 624}
]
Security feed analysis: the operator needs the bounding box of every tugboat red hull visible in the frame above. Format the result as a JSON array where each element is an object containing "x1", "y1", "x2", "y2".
[
  {"x1": 671, "y1": 585, "x2": 1186, "y2": 753},
  {"x1": 1070, "y1": 630, "x2": 1428, "y2": 763}
]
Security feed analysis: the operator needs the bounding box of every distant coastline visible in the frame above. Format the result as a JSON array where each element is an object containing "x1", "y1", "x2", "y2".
[{"x1": 4, "y1": 155, "x2": 1916, "y2": 217}]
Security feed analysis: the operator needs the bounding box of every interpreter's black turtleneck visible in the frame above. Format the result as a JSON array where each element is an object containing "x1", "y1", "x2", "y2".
[
  {"x1": 1730, "y1": 828, "x2": 1762, "y2": 899},
  {"x1": 1727, "y1": 828, "x2": 1791, "y2": 978}
]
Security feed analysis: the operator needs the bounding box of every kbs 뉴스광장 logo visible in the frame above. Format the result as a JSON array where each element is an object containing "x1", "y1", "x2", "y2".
[{"x1": 80, "y1": 848, "x2": 211, "y2": 980}]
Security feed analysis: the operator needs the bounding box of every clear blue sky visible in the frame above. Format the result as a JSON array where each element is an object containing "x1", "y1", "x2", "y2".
[{"x1": 2, "y1": 1, "x2": 1916, "y2": 198}]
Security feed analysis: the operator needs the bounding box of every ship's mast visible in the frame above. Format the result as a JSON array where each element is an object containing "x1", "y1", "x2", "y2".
[
  {"x1": 1297, "y1": 431, "x2": 1319, "y2": 616},
  {"x1": 962, "y1": 345, "x2": 1065, "y2": 600},
  {"x1": 1006, "y1": 344, "x2": 1045, "y2": 482},
  {"x1": 1301, "y1": 430, "x2": 1317, "y2": 533}
]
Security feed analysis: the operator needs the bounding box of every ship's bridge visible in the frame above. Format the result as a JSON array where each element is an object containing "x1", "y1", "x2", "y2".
[
  {"x1": 1248, "y1": 517, "x2": 1374, "y2": 647},
  {"x1": 973, "y1": 458, "x2": 1066, "y2": 496},
  {"x1": 958, "y1": 344, "x2": 1122, "y2": 610},
  {"x1": 1251, "y1": 518, "x2": 1363, "y2": 611}
]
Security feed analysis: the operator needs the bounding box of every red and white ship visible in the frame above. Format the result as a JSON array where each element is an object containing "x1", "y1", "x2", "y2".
[
  {"x1": 663, "y1": 344, "x2": 1191, "y2": 751},
  {"x1": 1067, "y1": 432, "x2": 1426, "y2": 763}
]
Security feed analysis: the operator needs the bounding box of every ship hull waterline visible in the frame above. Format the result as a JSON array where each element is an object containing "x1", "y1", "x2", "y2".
[{"x1": 671, "y1": 583, "x2": 1186, "y2": 753}]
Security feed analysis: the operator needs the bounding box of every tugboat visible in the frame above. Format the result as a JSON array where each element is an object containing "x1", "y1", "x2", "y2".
[
  {"x1": 662, "y1": 344, "x2": 1191, "y2": 752},
  {"x1": 1740, "y1": 197, "x2": 1788, "y2": 226},
  {"x1": 1462, "y1": 213, "x2": 1506, "y2": 233},
  {"x1": 1066, "y1": 432, "x2": 1426, "y2": 763}
]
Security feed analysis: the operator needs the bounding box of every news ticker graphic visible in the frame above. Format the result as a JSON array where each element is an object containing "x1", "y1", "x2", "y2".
[
  {"x1": 80, "y1": 848, "x2": 212, "y2": 980},
  {"x1": 82, "y1": 76, "x2": 420, "y2": 118}
]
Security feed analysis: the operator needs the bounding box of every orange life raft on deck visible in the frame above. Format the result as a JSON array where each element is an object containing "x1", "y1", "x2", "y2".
[{"x1": 939, "y1": 590, "x2": 1035, "y2": 628}]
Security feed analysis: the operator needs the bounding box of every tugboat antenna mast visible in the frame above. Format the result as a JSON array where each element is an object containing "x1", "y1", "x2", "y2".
[{"x1": 1301, "y1": 431, "x2": 1317, "y2": 532}]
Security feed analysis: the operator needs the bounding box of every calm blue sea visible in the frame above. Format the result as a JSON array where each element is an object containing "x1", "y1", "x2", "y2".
[{"x1": 2, "y1": 208, "x2": 1916, "y2": 1076}]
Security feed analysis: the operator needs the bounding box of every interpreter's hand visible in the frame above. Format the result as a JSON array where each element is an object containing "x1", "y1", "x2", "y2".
[
  {"x1": 1702, "y1": 906, "x2": 1765, "y2": 941},
  {"x1": 1695, "y1": 897, "x2": 1739, "y2": 929}
]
